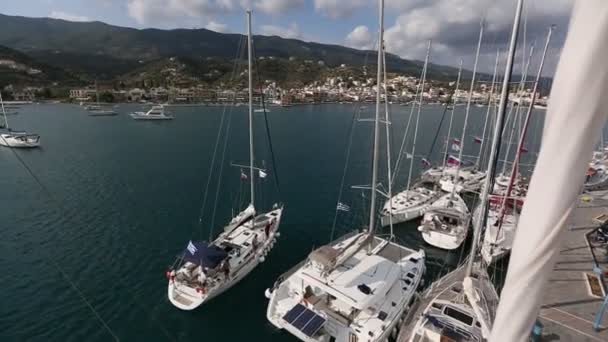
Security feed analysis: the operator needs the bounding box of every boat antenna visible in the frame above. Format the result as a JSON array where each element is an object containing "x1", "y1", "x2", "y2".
[
  {"x1": 450, "y1": 19, "x2": 483, "y2": 203},
  {"x1": 466, "y1": 0, "x2": 524, "y2": 276},
  {"x1": 368, "y1": 0, "x2": 385, "y2": 243},
  {"x1": 247, "y1": 10, "x2": 255, "y2": 209}
]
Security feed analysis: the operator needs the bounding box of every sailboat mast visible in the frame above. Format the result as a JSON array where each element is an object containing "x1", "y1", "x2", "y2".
[
  {"x1": 442, "y1": 60, "x2": 463, "y2": 169},
  {"x1": 451, "y1": 21, "x2": 483, "y2": 201},
  {"x1": 95, "y1": 80, "x2": 100, "y2": 106},
  {"x1": 477, "y1": 50, "x2": 500, "y2": 168},
  {"x1": 368, "y1": 0, "x2": 384, "y2": 238},
  {"x1": 382, "y1": 44, "x2": 394, "y2": 237},
  {"x1": 466, "y1": 0, "x2": 524, "y2": 276},
  {"x1": 498, "y1": 25, "x2": 554, "y2": 226},
  {"x1": 405, "y1": 41, "x2": 431, "y2": 192},
  {"x1": 0, "y1": 90, "x2": 8, "y2": 129},
  {"x1": 247, "y1": 10, "x2": 255, "y2": 208}
]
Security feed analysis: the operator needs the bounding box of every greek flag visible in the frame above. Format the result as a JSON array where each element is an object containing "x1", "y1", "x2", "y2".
[
  {"x1": 187, "y1": 240, "x2": 198, "y2": 255},
  {"x1": 337, "y1": 202, "x2": 351, "y2": 212}
]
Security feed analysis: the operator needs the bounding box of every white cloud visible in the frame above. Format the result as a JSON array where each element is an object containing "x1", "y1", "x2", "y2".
[
  {"x1": 254, "y1": 0, "x2": 304, "y2": 15},
  {"x1": 345, "y1": 25, "x2": 374, "y2": 50},
  {"x1": 126, "y1": 0, "x2": 239, "y2": 25},
  {"x1": 205, "y1": 21, "x2": 229, "y2": 32},
  {"x1": 313, "y1": 0, "x2": 367, "y2": 18},
  {"x1": 259, "y1": 22, "x2": 301, "y2": 39},
  {"x1": 49, "y1": 10, "x2": 90, "y2": 22}
]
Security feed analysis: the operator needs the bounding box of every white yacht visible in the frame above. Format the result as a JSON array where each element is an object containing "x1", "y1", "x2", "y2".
[
  {"x1": 168, "y1": 205, "x2": 283, "y2": 310},
  {"x1": 0, "y1": 96, "x2": 40, "y2": 148},
  {"x1": 130, "y1": 105, "x2": 173, "y2": 120},
  {"x1": 0, "y1": 131, "x2": 41, "y2": 148},
  {"x1": 477, "y1": 203, "x2": 519, "y2": 264},
  {"x1": 438, "y1": 168, "x2": 486, "y2": 193},
  {"x1": 266, "y1": 232, "x2": 425, "y2": 342},
  {"x1": 167, "y1": 10, "x2": 283, "y2": 310},
  {"x1": 417, "y1": 193, "x2": 470, "y2": 250},
  {"x1": 266, "y1": 4, "x2": 426, "y2": 341},
  {"x1": 381, "y1": 187, "x2": 439, "y2": 226}
]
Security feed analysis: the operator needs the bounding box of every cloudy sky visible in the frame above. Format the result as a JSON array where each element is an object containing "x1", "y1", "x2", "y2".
[{"x1": 4, "y1": 0, "x2": 574, "y2": 74}]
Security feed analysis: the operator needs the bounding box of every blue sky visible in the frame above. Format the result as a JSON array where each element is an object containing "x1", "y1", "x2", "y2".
[{"x1": 2, "y1": 0, "x2": 574, "y2": 73}]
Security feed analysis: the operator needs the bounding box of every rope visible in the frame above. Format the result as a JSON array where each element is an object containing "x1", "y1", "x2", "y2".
[
  {"x1": 210, "y1": 109, "x2": 234, "y2": 237},
  {"x1": 426, "y1": 103, "x2": 449, "y2": 160}
]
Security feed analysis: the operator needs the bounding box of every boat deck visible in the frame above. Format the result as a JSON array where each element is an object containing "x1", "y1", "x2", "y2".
[{"x1": 538, "y1": 191, "x2": 608, "y2": 341}]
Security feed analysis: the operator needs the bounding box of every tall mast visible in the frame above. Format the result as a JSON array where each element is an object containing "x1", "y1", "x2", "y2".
[
  {"x1": 477, "y1": 50, "x2": 500, "y2": 168},
  {"x1": 247, "y1": 10, "x2": 255, "y2": 208},
  {"x1": 0, "y1": 90, "x2": 8, "y2": 130},
  {"x1": 95, "y1": 80, "x2": 100, "y2": 106},
  {"x1": 405, "y1": 41, "x2": 431, "y2": 192},
  {"x1": 382, "y1": 43, "x2": 394, "y2": 237},
  {"x1": 368, "y1": 0, "x2": 384, "y2": 238},
  {"x1": 501, "y1": 45, "x2": 534, "y2": 176},
  {"x1": 497, "y1": 25, "x2": 554, "y2": 228},
  {"x1": 466, "y1": 0, "x2": 523, "y2": 276},
  {"x1": 450, "y1": 20, "x2": 483, "y2": 202},
  {"x1": 442, "y1": 59, "x2": 463, "y2": 169}
]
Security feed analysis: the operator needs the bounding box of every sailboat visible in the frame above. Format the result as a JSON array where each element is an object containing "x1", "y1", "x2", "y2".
[
  {"x1": 85, "y1": 81, "x2": 117, "y2": 116},
  {"x1": 380, "y1": 42, "x2": 440, "y2": 226},
  {"x1": 402, "y1": 1, "x2": 523, "y2": 339},
  {"x1": 479, "y1": 25, "x2": 554, "y2": 265},
  {"x1": 417, "y1": 21, "x2": 487, "y2": 251},
  {"x1": 166, "y1": 11, "x2": 283, "y2": 310},
  {"x1": 0, "y1": 91, "x2": 40, "y2": 148},
  {"x1": 265, "y1": 3, "x2": 426, "y2": 341}
]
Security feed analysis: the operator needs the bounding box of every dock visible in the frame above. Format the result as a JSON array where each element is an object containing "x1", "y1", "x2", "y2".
[{"x1": 538, "y1": 190, "x2": 608, "y2": 341}]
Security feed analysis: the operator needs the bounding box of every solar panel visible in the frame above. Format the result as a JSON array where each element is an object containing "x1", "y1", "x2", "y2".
[
  {"x1": 292, "y1": 309, "x2": 315, "y2": 329},
  {"x1": 302, "y1": 315, "x2": 326, "y2": 337},
  {"x1": 283, "y1": 304, "x2": 306, "y2": 324},
  {"x1": 282, "y1": 304, "x2": 327, "y2": 337}
]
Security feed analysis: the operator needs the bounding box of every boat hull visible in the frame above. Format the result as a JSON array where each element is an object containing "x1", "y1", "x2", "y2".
[
  {"x1": 0, "y1": 134, "x2": 40, "y2": 148},
  {"x1": 130, "y1": 113, "x2": 174, "y2": 120}
]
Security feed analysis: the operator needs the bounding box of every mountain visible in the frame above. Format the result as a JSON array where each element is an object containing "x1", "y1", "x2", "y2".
[
  {"x1": 0, "y1": 45, "x2": 81, "y2": 86},
  {"x1": 0, "y1": 13, "x2": 462, "y2": 81}
]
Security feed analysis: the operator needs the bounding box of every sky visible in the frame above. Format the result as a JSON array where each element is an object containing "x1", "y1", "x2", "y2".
[{"x1": 3, "y1": 0, "x2": 574, "y2": 75}]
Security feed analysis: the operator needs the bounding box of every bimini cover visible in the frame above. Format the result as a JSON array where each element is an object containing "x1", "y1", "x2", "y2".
[{"x1": 181, "y1": 241, "x2": 228, "y2": 269}]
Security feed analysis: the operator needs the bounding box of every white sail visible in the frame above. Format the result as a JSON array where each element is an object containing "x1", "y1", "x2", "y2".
[{"x1": 491, "y1": 1, "x2": 608, "y2": 340}]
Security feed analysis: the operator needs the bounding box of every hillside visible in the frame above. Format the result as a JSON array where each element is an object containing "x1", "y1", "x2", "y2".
[
  {"x1": 0, "y1": 45, "x2": 81, "y2": 86},
  {"x1": 0, "y1": 13, "x2": 462, "y2": 81}
]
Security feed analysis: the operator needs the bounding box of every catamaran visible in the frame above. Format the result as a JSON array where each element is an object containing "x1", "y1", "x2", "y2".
[
  {"x1": 265, "y1": 3, "x2": 426, "y2": 341},
  {"x1": 401, "y1": 2, "x2": 523, "y2": 339},
  {"x1": 0, "y1": 91, "x2": 40, "y2": 148},
  {"x1": 167, "y1": 11, "x2": 283, "y2": 310},
  {"x1": 130, "y1": 105, "x2": 173, "y2": 120}
]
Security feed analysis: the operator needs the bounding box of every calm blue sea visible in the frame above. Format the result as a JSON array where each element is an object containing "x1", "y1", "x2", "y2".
[{"x1": 0, "y1": 103, "x2": 544, "y2": 341}]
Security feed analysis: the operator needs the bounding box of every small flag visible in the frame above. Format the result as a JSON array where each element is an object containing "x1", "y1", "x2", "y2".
[
  {"x1": 520, "y1": 147, "x2": 529, "y2": 153},
  {"x1": 451, "y1": 143, "x2": 461, "y2": 152},
  {"x1": 259, "y1": 169, "x2": 267, "y2": 179},
  {"x1": 474, "y1": 136, "x2": 483, "y2": 144},
  {"x1": 446, "y1": 155, "x2": 460, "y2": 167},
  {"x1": 187, "y1": 240, "x2": 198, "y2": 255},
  {"x1": 406, "y1": 153, "x2": 413, "y2": 159},
  {"x1": 240, "y1": 169, "x2": 248, "y2": 180},
  {"x1": 421, "y1": 158, "x2": 431, "y2": 167},
  {"x1": 337, "y1": 202, "x2": 351, "y2": 212}
]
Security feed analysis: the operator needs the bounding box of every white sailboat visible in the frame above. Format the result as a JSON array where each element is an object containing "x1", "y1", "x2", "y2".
[
  {"x1": 130, "y1": 105, "x2": 173, "y2": 120},
  {"x1": 381, "y1": 40, "x2": 440, "y2": 226},
  {"x1": 479, "y1": 25, "x2": 554, "y2": 265},
  {"x1": 418, "y1": 192, "x2": 470, "y2": 250},
  {"x1": 85, "y1": 81, "x2": 117, "y2": 116},
  {"x1": 403, "y1": 2, "x2": 525, "y2": 338},
  {"x1": 0, "y1": 91, "x2": 40, "y2": 148},
  {"x1": 265, "y1": 3, "x2": 426, "y2": 341},
  {"x1": 167, "y1": 11, "x2": 283, "y2": 310}
]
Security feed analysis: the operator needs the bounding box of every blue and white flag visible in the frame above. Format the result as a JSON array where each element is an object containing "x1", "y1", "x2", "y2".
[
  {"x1": 187, "y1": 240, "x2": 198, "y2": 255},
  {"x1": 337, "y1": 202, "x2": 351, "y2": 212}
]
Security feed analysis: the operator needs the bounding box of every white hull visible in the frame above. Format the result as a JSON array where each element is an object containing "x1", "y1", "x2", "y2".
[
  {"x1": 418, "y1": 194, "x2": 470, "y2": 250},
  {"x1": 476, "y1": 205, "x2": 518, "y2": 264},
  {"x1": 0, "y1": 134, "x2": 40, "y2": 148},
  {"x1": 168, "y1": 207, "x2": 283, "y2": 310},
  {"x1": 89, "y1": 110, "x2": 117, "y2": 116},
  {"x1": 266, "y1": 233, "x2": 426, "y2": 342},
  {"x1": 380, "y1": 188, "x2": 440, "y2": 226},
  {"x1": 130, "y1": 113, "x2": 173, "y2": 120}
]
